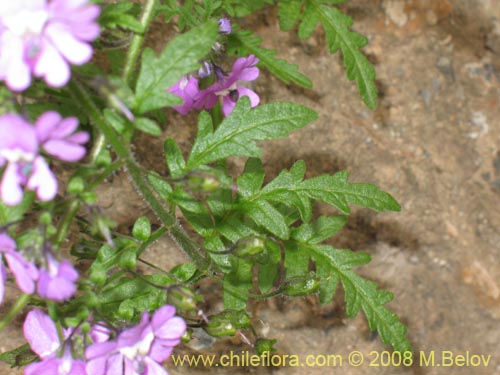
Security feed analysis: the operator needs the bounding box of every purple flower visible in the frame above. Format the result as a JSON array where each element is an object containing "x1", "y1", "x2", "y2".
[
  {"x1": 0, "y1": 112, "x2": 88, "y2": 205},
  {"x1": 86, "y1": 305, "x2": 186, "y2": 375},
  {"x1": 167, "y1": 75, "x2": 200, "y2": 115},
  {"x1": 35, "y1": 111, "x2": 89, "y2": 162},
  {"x1": 23, "y1": 309, "x2": 87, "y2": 375},
  {"x1": 37, "y1": 254, "x2": 78, "y2": 301},
  {"x1": 197, "y1": 55, "x2": 260, "y2": 116},
  {"x1": 0, "y1": 114, "x2": 56, "y2": 205},
  {"x1": 218, "y1": 18, "x2": 232, "y2": 34},
  {"x1": 0, "y1": 233, "x2": 38, "y2": 304},
  {"x1": 0, "y1": 0, "x2": 100, "y2": 91}
]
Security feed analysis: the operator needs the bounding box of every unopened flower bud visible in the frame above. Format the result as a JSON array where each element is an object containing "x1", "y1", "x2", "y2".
[
  {"x1": 218, "y1": 18, "x2": 232, "y2": 34},
  {"x1": 187, "y1": 175, "x2": 220, "y2": 192},
  {"x1": 205, "y1": 320, "x2": 236, "y2": 337},
  {"x1": 233, "y1": 236, "x2": 266, "y2": 258},
  {"x1": 282, "y1": 273, "x2": 319, "y2": 296},
  {"x1": 167, "y1": 286, "x2": 199, "y2": 311}
]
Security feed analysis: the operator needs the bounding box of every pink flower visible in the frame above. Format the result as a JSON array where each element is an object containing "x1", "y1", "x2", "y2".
[
  {"x1": 86, "y1": 305, "x2": 186, "y2": 375},
  {"x1": 197, "y1": 55, "x2": 260, "y2": 116},
  {"x1": 23, "y1": 309, "x2": 87, "y2": 375},
  {"x1": 0, "y1": 233, "x2": 38, "y2": 304},
  {"x1": 37, "y1": 254, "x2": 78, "y2": 301},
  {"x1": 0, "y1": 112, "x2": 88, "y2": 205},
  {"x1": 35, "y1": 111, "x2": 89, "y2": 162},
  {"x1": 167, "y1": 75, "x2": 200, "y2": 115},
  {"x1": 0, "y1": 0, "x2": 100, "y2": 91}
]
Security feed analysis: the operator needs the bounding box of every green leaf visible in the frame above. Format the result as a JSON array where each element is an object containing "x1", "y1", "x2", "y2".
[
  {"x1": 278, "y1": 0, "x2": 303, "y2": 31},
  {"x1": 0, "y1": 192, "x2": 33, "y2": 226},
  {"x1": 164, "y1": 139, "x2": 186, "y2": 179},
  {"x1": 228, "y1": 30, "x2": 313, "y2": 88},
  {"x1": 241, "y1": 200, "x2": 289, "y2": 239},
  {"x1": 148, "y1": 172, "x2": 173, "y2": 201},
  {"x1": 236, "y1": 158, "x2": 265, "y2": 197},
  {"x1": 134, "y1": 21, "x2": 218, "y2": 114},
  {"x1": 223, "y1": 258, "x2": 253, "y2": 310},
  {"x1": 292, "y1": 215, "x2": 347, "y2": 244},
  {"x1": 258, "y1": 240, "x2": 281, "y2": 293},
  {"x1": 171, "y1": 263, "x2": 197, "y2": 281},
  {"x1": 185, "y1": 98, "x2": 318, "y2": 172},
  {"x1": 135, "y1": 117, "x2": 162, "y2": 136},
  {"x1": 289, "y1": 242, "x2": 410, "y2": 352},
  {"x1": 0, "y1": 344, "x2": 37, "y2": 367},
  {"x1": 255, "y1": 162, "x2": 400, "y2": 215},
  {"x1": 278, "y1": 0, "x2": 377, "y2": 109}
]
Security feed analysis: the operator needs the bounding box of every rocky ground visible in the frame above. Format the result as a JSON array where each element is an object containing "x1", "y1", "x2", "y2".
[{"x1": 1, "y1": 1, "x2": 500, "y2": 374}]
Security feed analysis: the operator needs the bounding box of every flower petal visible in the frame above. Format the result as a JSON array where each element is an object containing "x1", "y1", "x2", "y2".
[
  {"x1": 4, "y1": 252, "x2": 38, "y2": 294},
  {"x1": 34, "y1": 111, "x2": 62, "y2": 144},
  {"x1": 26, "y1": 157, "x2": 57, "y2": 202},
  {"x1": 1, "y1": 163, "x2": 25, "y2": 206},
  {"x1": 34, "y1": 41, "x2": 71, "y2": 87},
  {"x1": 23, "y1": 310, "x2": 60, "y2": 358}
]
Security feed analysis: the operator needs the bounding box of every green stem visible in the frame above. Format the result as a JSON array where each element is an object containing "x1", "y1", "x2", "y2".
[
  {"x1": 122, "y1": 0, "x2": 158, "y2": 86},
  {"x1": 0, "y1": 294, "x2": 30, "y2": 332},
  {"x1": 53, "y1": 199, "x2": 80, "y2": 248},
  {"x1": 69, "y1": 81, "x2": 209, "y2": 270}
]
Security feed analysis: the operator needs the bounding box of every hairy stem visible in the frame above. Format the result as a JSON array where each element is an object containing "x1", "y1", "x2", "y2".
[
  {"x1": 69, "y1": 81, "x2": 209, "y2": 270},
  {"x1": 122, "y1": 0, "x2": 158, "y2": 87}
]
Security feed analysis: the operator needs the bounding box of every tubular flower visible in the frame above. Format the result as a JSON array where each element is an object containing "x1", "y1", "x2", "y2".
[
  {"x1": 0, "y1": 112, "x2": 88, "y2": 205},
  {"x1": 197, "y1": 55, "x2": 260, "y2": 116},
  {"x1": 0, "y1": 0, "x2": 100, "y2": 91},
  {"x1": 86, "y1": 305, "x2": 186, "y2": 375}
]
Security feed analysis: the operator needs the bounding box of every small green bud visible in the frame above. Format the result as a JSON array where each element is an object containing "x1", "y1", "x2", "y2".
[
  {"x1": 167, "y1": 286, "x2": 199, "y2": 311},
  {"x1": 233, "y1": 236, "x2": 266, "y2": 258},
  {"x1": 205, "y1": 320, "x2": 236, "y2": 337},
  {"x1": 39, "y1": 212, "x2": 52, "y2": 226},
  {"x1": 83, "y1": 292, "x2": 99, "y2": 307},
  {"x1": 118, "y1": 302, "x2": 134, "y2": 320},
  {"x1": 187, "y1": 175, "x2": 220, "y2": 192},
  {"x1": 283, "y1": 273, "x2": 319, "y2": 296},
  {"x1": 68, "y1": 176, "x2": 85, "y2": 194},
  {"x1": 132, "y1": 216, "x2": 151, "y2": 241},
  {"x1": 211, "y1": 310, "x2": 250, "y2": 329}
]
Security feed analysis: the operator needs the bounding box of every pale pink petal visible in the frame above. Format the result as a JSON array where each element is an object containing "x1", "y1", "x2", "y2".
[
  {"x1": 221, "y1": 97, "x2": 237, "y2": 117},
  {"x1": 144, "y1": 357, "x2": 168, "y2": 375},
  {"x1": 34, "y1": 42, "x2": 71, "y2": 87},
  {"x1": 45, "y1": 24, "x2": 93, "y2": 65},
  {"x1": 23, "y1": 310, "x2": 60, "y2": 358},
  {"x1": 26, "y1": 157, "x2": 57, "y2": 202},
  {"x1": 4, "y1": 252, "x2": 38, "y2": 294},
  {"x1": 236, "y1": 86, "x2": 260, "y2": 107},
  {"x1": 34, "y1": 111, "x2": 61, "y2": 143},
  {"x1": 1, "y1": 163, "x2": 24, "y2": 206},
  {"x1": 43, "y1": 139, "x2": 86, "y2": 162}
]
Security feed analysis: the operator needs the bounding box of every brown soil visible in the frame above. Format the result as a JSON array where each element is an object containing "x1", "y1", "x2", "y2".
[{"x1": 1, "y1": 1, "x2": 500, "y2": 374}]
